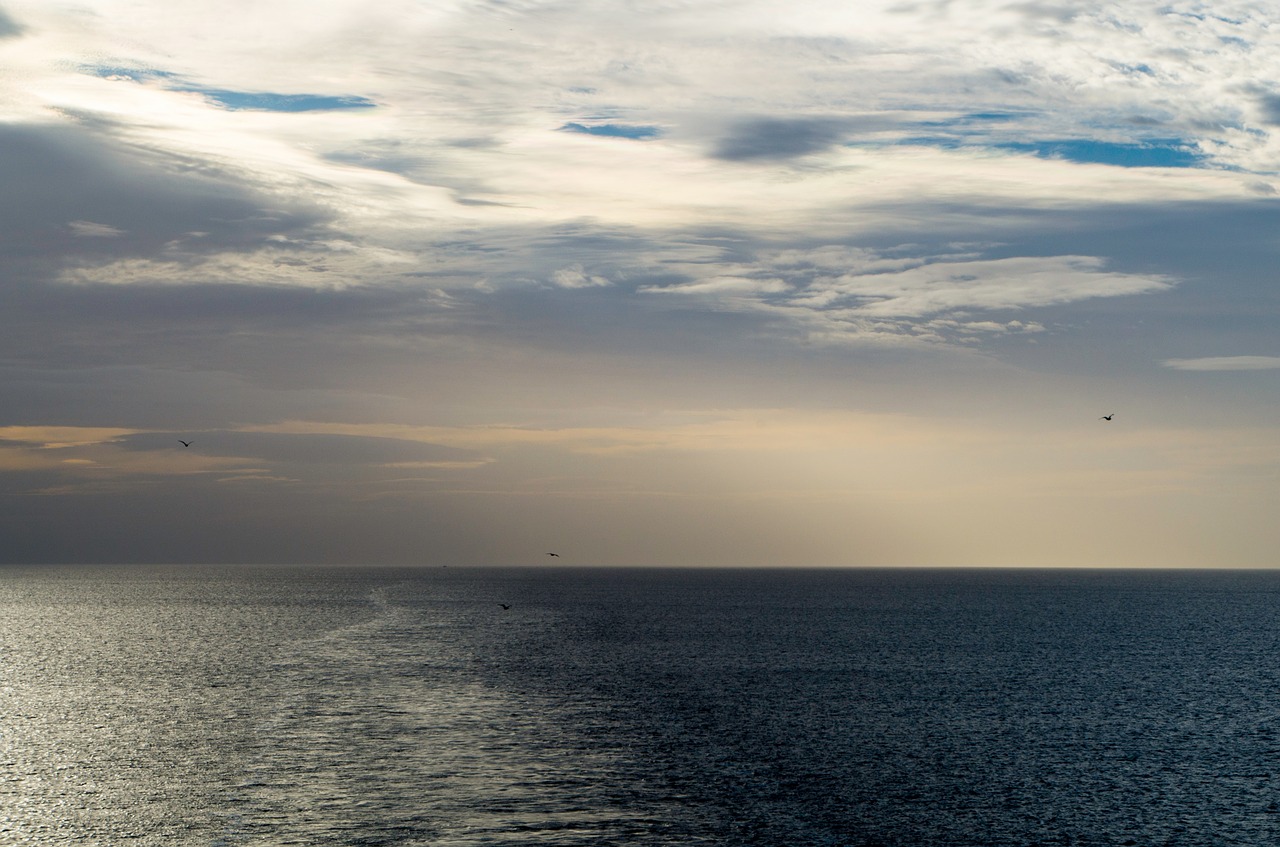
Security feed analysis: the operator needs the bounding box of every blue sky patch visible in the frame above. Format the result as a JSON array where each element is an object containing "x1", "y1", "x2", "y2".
[
  {"x1": 891, "y1": 135, "x2": 1202, "y2": 168},
  {"x1": 994, "y1": 139, "x2": 1202, "y2": 168},
  {"x1": 83, "y1": 65, "x2": 375, "y2": 112},
  {"x1": 962, "y1": 111, "x2": 1022, "y2": 122},
  {"x1": 894, "y1": 135, "x2": 965, "y2": 149},
  {"x1": 558, "y1": 122, "x2": 662, "y2": 140},
  {"x1": 176, "y1": 88, "x2": 376, "y2": 112},
  {"x1": 912, "y1": 111, "x2": 1030, "y2": 132}
]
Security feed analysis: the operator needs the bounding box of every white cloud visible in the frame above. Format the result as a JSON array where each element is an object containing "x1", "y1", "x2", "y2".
[
  {"x1": 815, "y1": 255, "x2": 1173, "y2": 318},
  {"x1": 643, "y1": 275, "x2": 791, "y2": 296},
  {"x1": 551, "y1": 264, "x2": 611, "y2": 288},
  {"x1": 1164, "y1": 356, "x2": 1280, "y2": 372},
  {"x1": 642, "y1": 249, "x2": 1172, "y2": 342},
  {"x1": 68, "y1": 219, "x2": 124, "y2": 237}
]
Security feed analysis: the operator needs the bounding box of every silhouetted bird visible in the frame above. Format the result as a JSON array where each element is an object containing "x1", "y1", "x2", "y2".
[
  {"x1": 499, "y1": 603, "x2": 511, "y2": 610},
  {"x1": 1099, "y1": 414, "x2": 1114, "y2": 421},
  {"x1": 546, "y1": 552, "x2": 560, "y2": 557},
  {"x1": 178, "y1": 440, "x2": 192, "y2": 446}
]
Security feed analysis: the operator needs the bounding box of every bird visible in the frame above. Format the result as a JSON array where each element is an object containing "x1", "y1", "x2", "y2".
[
  {"x1": 1099, "y1": 414, "x2": 1114, "y2": 421},
  {"x1": 546, "y1": 552, "x2": 560, "y2": 557},
  {"x1": 498, "y1": 603, "x2": 511, "y2": 610},
  {"x1": 178, "y1": 440, "x2": 192, "y2": 447}
]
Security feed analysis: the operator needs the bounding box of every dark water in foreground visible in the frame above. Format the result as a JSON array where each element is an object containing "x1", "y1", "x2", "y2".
[{"x1": 3, "y1": 566, "x2": 1280, "y2": 846}]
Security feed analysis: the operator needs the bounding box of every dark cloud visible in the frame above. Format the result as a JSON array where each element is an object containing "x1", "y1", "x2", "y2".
[
  {"x1": 711, "y1": 117, "x2": 856, "y2": 161},
  {"x1": 0, "y1": 121, "x2": 349, "y2": 429},
  {"x1": 0, "y1": 281, "x2": 448, "y2": 429},
  {"x1": 0, "y1": 7, "x2": 22, "y2": 38},
  {"x1": 0, "y1": 476, "x2": 482, "y2": 565},
  {"x1": 1256, "y1": 93, "x2": 1280, "y2": 126},
  {"x1": 0, "y1": 122, "x2": 330, "y2": 271},
  {"x1": 0, "y1": 365, "x2": 277, "y2": 430}
]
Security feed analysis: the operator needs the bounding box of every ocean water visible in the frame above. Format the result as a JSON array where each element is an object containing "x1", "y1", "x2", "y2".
[{"x1": 3, "y1": 566, "x2": 1280, "y2": 846}]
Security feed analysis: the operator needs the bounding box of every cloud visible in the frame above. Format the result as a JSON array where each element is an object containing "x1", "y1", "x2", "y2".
[
  {"x1": 0, "y1": 433, "x2": 245, "y2": 482},
  {"x1": 711, "y1": 117, "x2": 858, "y2": 161},
  {"x1": 1001, "y1": 3, "x2": 1081, "y2": 25},
  {"x1": 0, "y1": 122, "x2": 332, "y2": 274},
  {"x1": 0, "y1": 424, "x2": 488, "y2": 502},
  {"x1": 641, "y1": 248, "x2": 1173, "y2": 343},
  {"x1": 68, "y1": 220, "x2": 126, "y2": 237},
  {"x1": 814, "y1": 255, "x2": 1174, "y2": 318},
  {"x1": 551, "y1": 264, "x2": 612, "y2": 288},
  {"x1": 1163, "y1": 356, "x2": 1280, "y2": 372},
  {"x1": 0, "y1": 6, "x2": 22, "y2": 38},
  {"x1": 1254, "y1": 92, "x2": 1280, "y2": 126},
  {"x1": 644, "y1": 276, "x2": 791, "y2": 296},
  {"x1": 0, "y1": 426, "x2": 136, "y2": 448},
  {"x1": 118, "y1": 430, "x2": 481, "y2": 466}
]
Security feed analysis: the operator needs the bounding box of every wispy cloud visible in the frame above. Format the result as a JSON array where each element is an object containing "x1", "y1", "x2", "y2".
[
  {"x1": 551, "y1": 264, "x2": 612, "y2": 288},
  {"x1": 0, "y1": 426, "x2": 137, "y2": 448},
  {"x1": 1164, "y1": 356, "x2": 1280, "y2": 371},
  {"x1": 810, "y1": 255, "x2": 1173, "y2": 318},
  {"x1": 68, "y1": 220, "x2": 126, "y2": 237},
  {"x1": 645, "y1": 276, "x2": 791, "y2": 296},
  {"x1": 643, "y1": 250, "x2": 1173, "y2": 342}
]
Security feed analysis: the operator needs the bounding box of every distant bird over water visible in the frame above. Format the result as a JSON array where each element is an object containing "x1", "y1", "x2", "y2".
[
  {"x1": 546, "y1": 552, "x2": 560, "y2": 557},
  {"x1": 498, "y1": 603, "x2": 511, "y2": 610},
  {"x1": 1099, "y1": 414, "x2": 1114, "y2": 421},
  {"x1": 178, "y1": 440, "x2": 192, "y2": 446}
]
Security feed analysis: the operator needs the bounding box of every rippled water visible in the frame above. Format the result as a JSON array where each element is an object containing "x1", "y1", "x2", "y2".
[{"x1": 4, "y1": 566, "x2": 1280, "y2": 845}]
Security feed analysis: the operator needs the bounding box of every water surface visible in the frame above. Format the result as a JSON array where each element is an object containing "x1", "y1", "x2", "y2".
[{"x1": 3, "y1": 566, "x2": 1280, "y2": 845}]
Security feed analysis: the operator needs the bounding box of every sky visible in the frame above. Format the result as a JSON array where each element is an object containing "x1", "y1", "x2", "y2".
[{"x1": 2, "y1": 0, "x2": 1280, "y2": 567}]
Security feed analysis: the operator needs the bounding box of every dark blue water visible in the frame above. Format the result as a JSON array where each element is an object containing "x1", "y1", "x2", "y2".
[{"x1": 3, "y1": 566, "x2": 1280, "y2": 845}]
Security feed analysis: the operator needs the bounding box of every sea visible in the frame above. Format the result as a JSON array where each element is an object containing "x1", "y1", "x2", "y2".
[{"x1": 3, "y1": 566, "x2": 1280, "y2": 846}]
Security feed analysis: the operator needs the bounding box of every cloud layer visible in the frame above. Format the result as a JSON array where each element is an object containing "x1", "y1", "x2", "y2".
[
  {"x1": 2, "y1": 0, "x2": 1280, "y2": 565},
  {"x1": 1164, "y1": 356, "x2": 1280, "y2": 372}
]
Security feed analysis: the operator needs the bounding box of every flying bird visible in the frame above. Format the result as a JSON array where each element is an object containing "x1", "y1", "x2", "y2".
[
  {"x1": 546, "y1": 552, "x2": 560, "y2": 557},
  {"x1": 498, "y1": 603, "x2": 511, "y2": 610},
  {"x1": 178, "y1": 440, "x2": 193, "y2": 447},
  {"x1": 1099, "y1": 414, "x2": 1114, "y2": 421}
]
